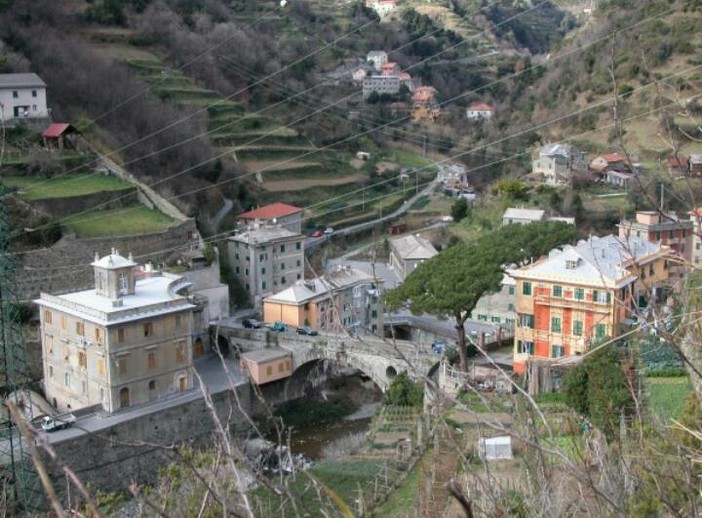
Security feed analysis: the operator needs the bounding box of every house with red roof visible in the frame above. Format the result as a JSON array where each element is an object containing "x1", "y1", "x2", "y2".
[
  {"x1": 667, "y1": 155, "x2": 689, "y2": 176},
  {"x1": 589, "y1": 152, "x2": 629, "y2": 174},
  {"x1": 42, "y1": 123, "x2": 77, "y2": 151},
  {"x1": 466, "y1": 102, "x2": 494, "y2": 121},
  {"x1": 237, "y1": 203, "x2": 303, "y2": 234},
  {"x1": 381, "y1": 62, "x2": 401, "y2": 77}
]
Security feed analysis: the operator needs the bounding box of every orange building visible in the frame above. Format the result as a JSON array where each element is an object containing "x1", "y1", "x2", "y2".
[
  {"x1": 263, "y1": 266, "x2": 383, "y2": 334},
  {"x1": 509, "y1": 235, "x2": 670, "y2": 374},
  {"x1": 240, "y1": 349, "x2": 293, "y2": 385}
]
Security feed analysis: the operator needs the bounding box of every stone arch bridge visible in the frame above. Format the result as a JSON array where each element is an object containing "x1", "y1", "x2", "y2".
[{"x1": 214, "y1": 325, "x2": 439, "y2": 392}]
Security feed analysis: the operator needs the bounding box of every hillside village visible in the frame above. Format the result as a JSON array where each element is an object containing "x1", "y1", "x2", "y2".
[{"x1": 1, "y1": 0, "x2": 702, "y2": 516}]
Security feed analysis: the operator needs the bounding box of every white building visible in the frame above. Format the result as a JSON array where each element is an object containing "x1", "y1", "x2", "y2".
[
  {"x1": 466, "y1": 102, "x2": 493, "y2": 121},
  {"x1": 366, "y1": 50, "x2": 388, "y2": 71},
  {"x1": 35, "y1": 250, "x2": 196, "y2": 413},
  {"x1": 363, "y1": 75, "x2": 401, "y2": 99},
  {"x1": 227, "y1": 226, "x2": 305, "y2": 306},
  {"x1": 0, "y1": 73, "x2": 49, "y2": 122},
  {"x1": 531, "y1": 143, "x2": 588, "y2": 186},
  {"x1": 502, "y1": 208, "x2": 546, "y2": 226}
]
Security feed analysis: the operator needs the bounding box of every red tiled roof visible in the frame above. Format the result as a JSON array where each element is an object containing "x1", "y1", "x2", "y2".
[
  {"x1": 601, "y1": 152, "x2": 626, "y2": 163},
  {"x1": 381, "y1": 62, "x2": 397, "y2": 69},
  {"x1": 468, "y1": 103, "x2": 493, "y2": 112},
  {"x1": 668, "y1": 156, "x2": 689, "y2": 167},
  {"x1": 239, "y1": 203, "x2": 302, "y2": 220},
  {"x1": 42, "y1": 123, "x2": 72, "y2": 138}
]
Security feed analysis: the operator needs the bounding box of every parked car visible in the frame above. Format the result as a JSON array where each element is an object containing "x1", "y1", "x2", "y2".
[
  {"x1": 431, "y1": 341, "x2": 455, "y2": 354},
  {"x1": 267, "y1": 321, "x2": 286, "y2": 332},
  {"x1": 296, "y1": 326, "x2": 318, "y2": 336},
  {"x1": 242, "y1": 318, "x2": 262, "y2": 329},
  {"x1": 323, "y1": 227, "x2": 334, "y2": 235},
  {"x1": 310, "y1": 230, "x2": 324, "y2": 238},
  {"x1": 41, "y1": 413, "x2": 76, "y2": 432}
]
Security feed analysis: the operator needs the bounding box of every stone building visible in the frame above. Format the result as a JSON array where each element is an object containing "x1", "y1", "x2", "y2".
[
  {"x1": 389, "y1": 234, "x2": 438, "y2": 281},
  {"x1": 35, "y1": 250, "x2": 196, "y2": 413},
  {"x1": 227, "y1": 226, "x2": 305, "y2": 306}
]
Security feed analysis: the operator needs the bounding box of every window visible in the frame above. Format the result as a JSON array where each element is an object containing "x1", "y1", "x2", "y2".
[
  {"x1": 97, "y1": 358, "x2": 105, "y2": 376},
  {"x1": 62, "y1": 346, "x2": 70, "y2": 361},
  {"x1": 12, "y1": 90, "x2": 17, "y2": 98},
  {"x1": 78, "y1": 352, "x2": 87, "y2": 369},
  {"x1": 278, "y1": 362, "x2": 286, "y2": 373},
  {"x1": 508, "y1": 303, "x2": 515, "y2": 311},
  {"x1": 143, "y1": 322, "x2": 153, "y2": 337},
  {"x1": 565, "y1": 259, "x2": 578, "y2": 269},
  {"x1": 573, "y1": 320, "x2": 583, "y2": 336},
  {"x1": 148, "y1": 352, "x2": 156, "y2": 369},
  {"x1": 119, "y1": 273, "x2": 128, "y2": 294},
  {"x1": 44, "y1": 310, "x2": 53, "y2": 324},
  {"x1": 149, "y1": 380, "x2": 156, "y2": 391},
  {"x1": 281, "y1": 277, "x2": 287, "y2": 284},
  {"x1": 372, "y1": 309, "x2": 378, "y2": 318},
  {"x1": 551, "y1": 317, "x2": 562, "y2": 333},
  {"x1": 491, "y1": 316, "x2": 501, "y2": 323},
  {"x1": 235, "y1": 267, "x2": 240, "y2": 274},
  {"x1": 669, "y1": 230, "x2": 675, "y2": 239},
  {"x1": 235, "y1": 253, "x2": 240, "y2": 260},
  {"x1": 48, "y1": 365, "x2": 53, "y2": 378},
  {"x1": 81, "y1": 380, "x2": 87, "y2": 394},
  {"x1": 76, "y1": 321, "x2": 85, "y2": 336},
  {"x1": 261, "y1": 267, "x2": 266, "y2": 275},
  {"x1": 574, "y1": 288, "x2": 585, "y2": 301},
  {"x1": 176, "y1": 343, "x2": 186, "y2": 363},
  {"x1": 46, "y1": 335, "x2": 54, "y2": 354},
  {"x1": 259, "y1": 254, "x2": 265, "y2": 261},
  {"x1": 262, "y1": 281, "x2": 267, "y2": 290},
  {"x1": 118, "y1": 327, "x2": 126, "y2": 343},
  {"x1": 61, "y1": 315, "x2": 67, "y2": 330},
  {"x1": 683, "y1": 229, "x2": 687, "y2": 238},
  {"x1": 94, "y1": 328, "x2": 102, "y2": 342},
  {"x1": 655, "y1": 231, "x2": 661, "y2": 241},
  {"x1": 592, "y1": 290, "x2": 610, "y2": 304},
  {"x1": 522, "y1": 282, "x2": 532, "y2": 295},
  {"x1": 552, "y1": 345, "x2": 565, "y2": 358},
  {"x1": 517, "y1": 341, "x2": 534, "y2": 354},
  {"x1": 297, "y1": 274, "x2": 301, "y2": 280},
  {"x1": 508, "y1": 286, "x2": 515, "y2": 295},
  {"x1": 296, "y1": 259, "x2": 301, "y2": 267},
  {"x1": 281, "y1": 262, "x2": 285, "y2": 270},
  {"x1": 296, "y1": 242, "x2": 301, "y2": 250},
  {"x1": 266, "y1": 366, "x2": 273, "y2": 376},
  {"x1": 280, "y1": 245, "x2": 286, "y2": 253},
  {"x1": 32, "y1": 104, "x2": 36, "y2": 111},
  {"x1": 64, "y1": 372, "x2": 71, "y2": 388},
  {"x1": 31, "y1": 89, "x2": 37, "y2": 97},
  {"x1": 595, "y1": 323, "x2": 606, "y2": 339},
  {"x1": 519, "y1": 314, "x2": 535, "y2": 328},
  {"x1": 552, "y1": 285, "x2": 562, "y2": 297}
]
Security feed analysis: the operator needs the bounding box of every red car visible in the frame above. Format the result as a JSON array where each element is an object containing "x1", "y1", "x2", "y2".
[{"x1": 310, "y1": 230, "x2": 324, "y2": 237}]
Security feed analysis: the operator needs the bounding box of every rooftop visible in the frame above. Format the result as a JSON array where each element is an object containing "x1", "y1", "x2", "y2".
[
  {"x1": 468, "y1": 103, "x2": 493, "y2": 112},
  {"x1": 539, "y1": 143, "x2": 571, "y2": 157},
  {"x1": 238, "y1": 203, "x2": 302, "y2": 220},
  {"x1": 91, "y1": 249, "x2": 136, "y2": 270},
  {"x1": 0, "y1": 73, "x2": 46, "y2": 89},
  {"x1": 37, "y1": 272, "x2": 194, "y2": 325},
  {"x1": 503, "y1": 208, "x2": 545, "y2": 221},
  {"x1": 509, "y1": 234, "x2": 667, "y2": 288},
  {"x1": 265, "y1": 267, "x2": 375, "y2": 305},
  {"x1": 42, "y1": 123, "x2": 74, "y2": 138},
  {"x1": 391, "y1": 234, "x2": 438, "y2": 261},
  {"x1": 229, "y1": 226, "x2": 301, "y2": 245}
]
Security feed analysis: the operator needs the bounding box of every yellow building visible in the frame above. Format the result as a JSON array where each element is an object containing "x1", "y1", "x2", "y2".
[
  {"x1": 263, "y1": 266, "x2": 383, "y2": 334},
  {"x1": 508, "y1": 235, "x2": 670, "y2": 374},
  {"x1": 35, "y1": 250, "x2": 195, "y2": 413},
  {"x1": 240, "y1": 349, "x2": 293, "y2": 385}
]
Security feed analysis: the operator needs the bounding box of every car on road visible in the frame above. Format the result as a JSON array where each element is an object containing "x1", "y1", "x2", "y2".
[
  {"x1": 323, "y1": 227, "x2": 334, "y2": 235},
  {"x1": 267, "y1": 321, "x2": 286, "y2": 332},
  {"x1": 296, "y1": 326, "x2": 318, "y2": 336},
  {"x1": 242, "y1": 318, "x2": 262, "y2": 329},
  {"x1": 431, "y1": 341, "x2": 455, "y2": 354},
  {"x1": 41, "y1": 413, "x2": 76, "y2": 432},
  {"x1": 310, "y1": 230, "x2": 324, "y2": 238}
]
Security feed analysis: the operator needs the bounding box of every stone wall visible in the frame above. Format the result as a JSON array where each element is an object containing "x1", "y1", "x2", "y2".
[
  {"x1": 30, "y1": 188, "x2": 138, "y2": 218},
  {"x1": 44, "y1": 383, "x2": 262, "y2": 499},
  {"x1": 17, "y1": 219, "x2": 199, "y2": 300}
]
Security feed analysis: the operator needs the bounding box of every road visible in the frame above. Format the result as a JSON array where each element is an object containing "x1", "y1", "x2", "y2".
[
  {"x1": 212, "y1": 197, "x2": 233, "y2": 232},
  {"x1": 304, "y1": 178, "x2": 439, "y2": 251}
]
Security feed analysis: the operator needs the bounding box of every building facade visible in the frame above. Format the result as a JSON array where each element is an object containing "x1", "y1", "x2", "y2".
[
  {"x1": 363, "y1": 75, "x2": 401, "y2": 99},
  {"x1": 618, "y1": 211, "x2": 693, "y2": 278},
  {"x1": 263, "y1": 267, "x2": 383, "y2": 334},
  {"x1": 466, "y1": 103, "x2": 493, "y2": 121},
  {"x1": 366, "y1": 50, "x2": 388, "y2": 71},
  {"x1": 471, "y1": 275, "x2": 517, "y2": 329},
  {"x1": 227, "y1": 226, "x2": 305, "y2": 305},
  {"x1": 531, "y1": 144, "x2": 587, "y2": 186},
  {"x1": 0, "y1": 73, "x2": 49, "y2": 122},
  {"x1": 509, "y1": 235, "x2": 670, "y2": 374},
  {"x1": 35, "y1": 250, "x2": 195, "y2": 413}
]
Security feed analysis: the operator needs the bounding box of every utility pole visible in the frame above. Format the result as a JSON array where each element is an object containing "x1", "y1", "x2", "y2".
[{"x1": 423, "y1": 134, "x2": 427, "y2": 158}]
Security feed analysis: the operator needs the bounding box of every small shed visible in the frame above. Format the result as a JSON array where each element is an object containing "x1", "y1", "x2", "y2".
[
  {"x1": 479, "y1": 436, "x2": 512, "y2": 460},
  {"x1": 240, "y1": 348, "x2": 292, "y2": 385},
  {"x1": 42, "y1": 123, "x2": 78, "y2": 151}
]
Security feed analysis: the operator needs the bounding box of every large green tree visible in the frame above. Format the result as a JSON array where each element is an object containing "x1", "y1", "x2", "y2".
[{"x1": 385, "y1": 221, "x2": 577, "y2": 371}]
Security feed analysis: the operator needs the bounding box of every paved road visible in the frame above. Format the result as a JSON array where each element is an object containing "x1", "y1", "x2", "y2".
[
  {"x1": 305, "y1": 179, "x2": 439, "y2": 251},
  {"x1": 212, "y1": 197, "x2": 234, "y2": 232}
]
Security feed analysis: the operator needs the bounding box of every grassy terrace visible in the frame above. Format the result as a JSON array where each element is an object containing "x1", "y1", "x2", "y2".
[
  {"x1": 63, "y1": 204, "x2": 176, "y2": 237},
  {"x1": 1, "y1": 174, "x2": 131, "y2": 200},
  {"x1": 645, "y1": 376, "x2": 692, "y2": 422}
]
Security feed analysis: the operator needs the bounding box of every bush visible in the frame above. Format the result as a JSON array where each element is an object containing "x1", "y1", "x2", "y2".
[{"x1": 384, "y1": 372, "x2": 423, "y2": 407}]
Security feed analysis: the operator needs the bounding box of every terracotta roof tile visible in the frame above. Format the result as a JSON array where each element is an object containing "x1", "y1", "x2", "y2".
[{"x1": 239, "y1": 203, "x2": 302, "y2": 220}]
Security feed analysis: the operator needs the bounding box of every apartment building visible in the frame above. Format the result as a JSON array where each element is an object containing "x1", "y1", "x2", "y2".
[
  {"x1": 618, "y1": 211, "x2": 693, "y2": 277},
  {"x1": 227, "y1": 226, "x2": 305, "y2": 305},
  {"x1": 263, "y1": 266, "x2": 383, "y2": 334},
  {"x1": 509, "y1": 235, "x2": 670, "y2": 374},
  {"x1": 237, "y1": 203, "x2": 303, "y2": 234},
  {"x1": 362, "y1": 75, "x2": 401, "y2": 99},
  {"x1": 35, "y1": 250, "x2": 195, "y2": 413},
  {"x1": 0, "y1": 73, "x2": 49, "y2": 122}
]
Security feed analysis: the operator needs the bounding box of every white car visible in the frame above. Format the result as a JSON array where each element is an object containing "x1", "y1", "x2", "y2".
[{"x1": 323, "y1": 227, "x2": 334, "y2": 235}]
